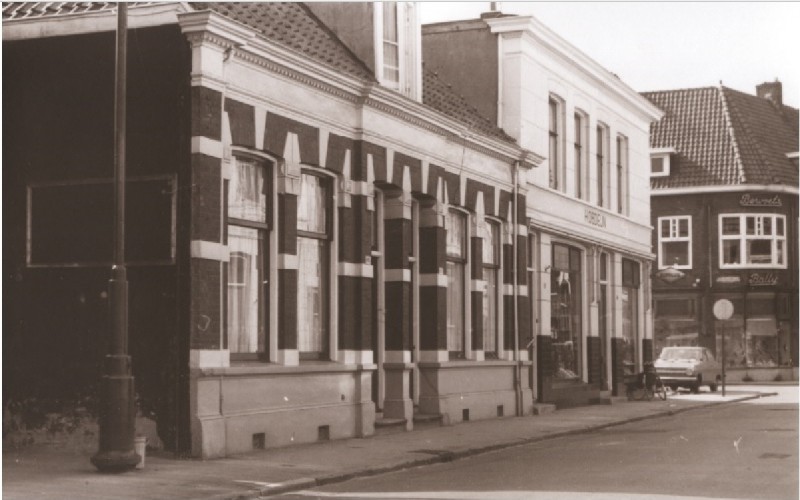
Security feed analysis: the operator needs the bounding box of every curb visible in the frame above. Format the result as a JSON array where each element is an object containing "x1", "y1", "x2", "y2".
[{"x1": 257, "y1": 392, "x2": 773, "y2": 497}]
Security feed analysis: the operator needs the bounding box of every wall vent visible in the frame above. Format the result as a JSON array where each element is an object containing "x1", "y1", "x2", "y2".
[{"x1": 252, "y1": 433, "x2": 265, "y2": 450}]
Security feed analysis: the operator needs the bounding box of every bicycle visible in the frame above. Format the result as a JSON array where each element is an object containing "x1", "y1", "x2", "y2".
[{"x1": 625, "y1": 362, "x2": 667, "y2": 401}]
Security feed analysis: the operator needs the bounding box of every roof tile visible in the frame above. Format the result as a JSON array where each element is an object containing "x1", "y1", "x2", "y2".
[{"x1": 642, "y1": 86, "x2": 798, "y2": 189}]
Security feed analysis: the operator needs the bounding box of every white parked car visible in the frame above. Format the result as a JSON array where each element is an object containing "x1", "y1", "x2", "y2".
[{"x1": 654, "y1": 347, "x2": 722, "y2": 393}]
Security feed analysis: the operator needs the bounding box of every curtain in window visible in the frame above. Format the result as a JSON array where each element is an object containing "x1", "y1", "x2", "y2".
[
  {"x1": 297, "y1": 237, "x2": 327, "y2": 354},
  {"x1": 446, "y1": 261, "x2": 464, "y2": 353},
  {"x1": 297, "y1": 174, "x2": 326, "y2": 233},
  {"x1": 229, "y1": 158, "x2": 266, "y2": 222},
  {"x1": 227, "y1": 226, "x2": 264, "y2": 353},
  {"x1": 483, "y1": 270, "x2": 497, "y2": 352}
]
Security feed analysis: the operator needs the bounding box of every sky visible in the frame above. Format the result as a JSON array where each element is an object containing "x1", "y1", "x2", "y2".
[{"x1": 420, "y1": 2, "x2": 800, "y2": 107}]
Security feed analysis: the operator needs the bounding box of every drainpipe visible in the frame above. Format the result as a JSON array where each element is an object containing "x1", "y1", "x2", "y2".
[{"x1": 513, "y1": 160, "x2": 523, "y2": 416}]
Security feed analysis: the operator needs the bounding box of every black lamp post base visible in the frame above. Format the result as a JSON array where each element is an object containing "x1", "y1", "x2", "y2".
[{"x1": 91, "y1": 449, "x2": 140, "y2": 473}]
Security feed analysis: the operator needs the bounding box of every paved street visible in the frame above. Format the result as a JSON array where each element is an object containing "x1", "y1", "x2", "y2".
[
  {"x1": 281, "y1": 387, "x2": 798, "y2": 500},
  {"x1": 2, "y1": 387, "x2": 793, "y2": 500}
]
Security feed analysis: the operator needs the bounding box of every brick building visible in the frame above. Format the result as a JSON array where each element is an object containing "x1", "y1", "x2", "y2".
[
  {"x1": 3, "y1": 2, "x2": 542, "y2": 457},
  {"x1": 643, "y1": 82, "x2": 799, "y2": 382},
  {"x1": 422, "y1": 12, "x2": 663, "y2": 402}
]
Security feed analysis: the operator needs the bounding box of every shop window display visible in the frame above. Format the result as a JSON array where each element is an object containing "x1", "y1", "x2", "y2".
[
  {"x1": 654, "y1": 297, "x2": 699, "y2": 356},
  {"x1": 712, "y1": 296, "x2": 779, "y2": 369},
  {"x1": 550, "y1": 244, "x2": 582, "y2": 380},
  {"x1": 620, "y1": 259, "x2": 640, "y2": 375}
]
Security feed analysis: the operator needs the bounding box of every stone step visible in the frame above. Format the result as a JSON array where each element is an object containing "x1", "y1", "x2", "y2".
[
  {"x1": 413, "y1": 412, "x2": 443, "y2": 430},
  {"x1": 374, "y1": 416, "x2": 408, "y2": 436},
  {"x1": 532, "y1": 403, "x2": 556, "y2": 415}
]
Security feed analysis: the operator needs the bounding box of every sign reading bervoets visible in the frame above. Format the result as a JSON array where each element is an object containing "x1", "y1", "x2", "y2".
[{"x1": 739, "y1": 194, "x2": 782, "y2": 207}]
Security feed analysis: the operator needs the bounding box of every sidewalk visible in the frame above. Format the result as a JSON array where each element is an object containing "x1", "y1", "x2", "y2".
[{"x1": 2, "y1": 390, "x2": 774, "y2": 500}]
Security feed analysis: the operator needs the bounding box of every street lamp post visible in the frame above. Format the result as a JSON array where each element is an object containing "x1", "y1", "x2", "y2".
[{"x1": 91, "y1": 3, "x2": 139, "y2": 472}]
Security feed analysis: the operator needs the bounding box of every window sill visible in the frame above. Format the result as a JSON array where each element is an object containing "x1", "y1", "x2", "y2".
[
  {"x1": 198, "y1": 361, "x2": 376, "y2": 377},
  {"x1": 719, "y1": 265, "x2": 788, "y2": 270},
  {"x1": 418, "y1": 359, "x2": 528, "y2": 369}
]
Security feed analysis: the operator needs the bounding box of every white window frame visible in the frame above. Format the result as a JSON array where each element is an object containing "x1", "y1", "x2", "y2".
[
  {"x1": 657, "y1": 216, "x2": 693, "y2": 270},
  {"x1": 650, "y1": 156, "x2": 669, "y2": 177},
  {"x1": 719, "y1": 213, "x2": 788, "y2": 269},
  {"x1": 445, "y1": 207, "x2": 470, "y2": 358},
  {"x1": 482, "y1": 218, "x2": 502, "y2": 357},
  {"x1": 616, "y1": 134, "x2": 629, "y2": 216},
  {"x1": 650, "y1": 147, "x2": 675, "y2": 178},
  {"x1": 375, "y1": 2, "x2": 419, "y2": 99},
  {"x1": 595, "y1": 123, "x2": 609, "y2": 208},
  {"x1": 296, "y1": 167, "x2": 339, "y2": 360},
  {"x1": 548, "y1": 95, "x2": 565, "y2": 192},
  {"x1": 574, "y1": 110, "x2": 589, "y2": 200}
]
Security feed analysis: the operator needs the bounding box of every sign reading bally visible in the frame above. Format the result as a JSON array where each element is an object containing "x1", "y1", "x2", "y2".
[{"x1": 748, "y1": 273, "x2": 778, "y2": 286}]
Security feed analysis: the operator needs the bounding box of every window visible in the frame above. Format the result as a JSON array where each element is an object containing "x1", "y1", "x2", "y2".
[
  {"x1": 297, "y1": 172, "x2": 331, "y2": 359},
  {"x1": 657, "y1": 216, "x2": 692, "y2": 269},
  {"x1": 548, "y1": 97, "x2": 563, "y2": 191},
  {"x1": 574, "y1": 112, "x2": 587, "y2": 200},
  {"x1": 651, "y1": 155, "x2": 670, "y2": 177},
  {"x1": 527, "y1": 232, "x2": 537, "y2": 349},
  {"x1": 482, "y1": 221, "x2": 500, "y2": 355},
  {"x1": 620, "y1": 258, "x2": 640, "y2": 373},
  {"x1": 616, "y1": 135, "x2": 628, "y2": 215},
  {"x1": 446, "y1": 209, "x2": 467, "y2": 357},
  {"x1": 227, "y1": 157, "x2": 270, "y2": 358},
  {"x1": 382, "y1": 2, "x2": 400, "y2": 89},
  {"x1": 596, "y1": 124, "x2": 608, "y2": 208},
  {"x1": 719, "y1": 214, "x2": 787, "y2": 268},
  {"x1": 550, "y1": 243, "x2": 582, "y2": 379}
]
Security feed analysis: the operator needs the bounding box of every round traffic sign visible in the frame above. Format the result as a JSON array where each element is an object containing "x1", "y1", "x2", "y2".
[{"x1": 713, "y1": 299, "x2": 734, "y2": 320}]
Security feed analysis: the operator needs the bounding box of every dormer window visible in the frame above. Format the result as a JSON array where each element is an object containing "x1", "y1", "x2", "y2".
[
  {"x1": 376, "y1": 2, "x2": 421, "y2": 100},
  {"x1": 650, "y1": 147, "x2": 676, "y2": 177},
  {"x1": 382, "y1": 2, "x2": 400, "y2": 88}
]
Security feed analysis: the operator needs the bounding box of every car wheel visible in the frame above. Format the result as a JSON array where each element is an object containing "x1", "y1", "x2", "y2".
[
  {"x1": 709, "y1": 375, "x2": 721, "y2": 392},
  {"x1": 690, "y1": 376, "x2": 701, "y2": 393}
]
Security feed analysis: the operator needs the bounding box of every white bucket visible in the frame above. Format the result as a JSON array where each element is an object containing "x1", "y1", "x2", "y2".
[{"x1": 134, "y1": 436, "x2": 147, "y2": 469}]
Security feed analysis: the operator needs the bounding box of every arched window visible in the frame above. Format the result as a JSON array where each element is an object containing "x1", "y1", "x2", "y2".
[
  {"x1": 446, "y1": 209, "x2": 467, "y2": 357},
  {"x1": 227, "y1": 156, "x2": 270, "y2": 359},
  {"x1": 297, "y1": 172, "x2": 332, "y2": 359},
  {"x1": 482, "y1": 220, "x2": 500, "y2": 356}
]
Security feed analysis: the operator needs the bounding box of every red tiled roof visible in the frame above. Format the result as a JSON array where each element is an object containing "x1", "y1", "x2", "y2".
[
  {"x1": 642, "y1": 86, "x2": 798, "y2": 189},
  {"x1": 192, "y1": 2, "x2": 375, "y2": 81},
  {"x1": 4, "y1": 2, "x2": 514, "y2": 145},
  {"x1": 423, "y1": 68, "x2": 514, "y2": 142},
  {"x1": 2, "y1": 2, "x2": 155, "y2": 20}
]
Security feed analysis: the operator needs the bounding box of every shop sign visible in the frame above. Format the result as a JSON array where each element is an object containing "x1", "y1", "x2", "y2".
[
  {"x1": 739, "y1": 194, "x2": 782, "y2": 207},
  {"x1": 584, "y1": 208, "x2": 606, "y2": 228},
  {"x1": 748, "y1": 273, "x2": 778, "y2": 286},
  {"x1": 716, "y1": 276, "x2": 741, "y2": 284},
  {"x1": 656, "y1": 267, "x2": 685, "y2": 283}
]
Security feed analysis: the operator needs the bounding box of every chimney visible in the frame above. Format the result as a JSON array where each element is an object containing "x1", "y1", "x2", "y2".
[
  {"x1": 481, "y1": 1, "x2": 503, "y2": 19},
  {"x1": 756, "y1": 80, "x2": 783, "y2": 108}
]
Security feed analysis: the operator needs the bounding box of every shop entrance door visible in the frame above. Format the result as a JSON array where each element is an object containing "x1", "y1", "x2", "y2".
[{"x1": 598, "y1": 252, "x2": 609, "y2": 390}]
